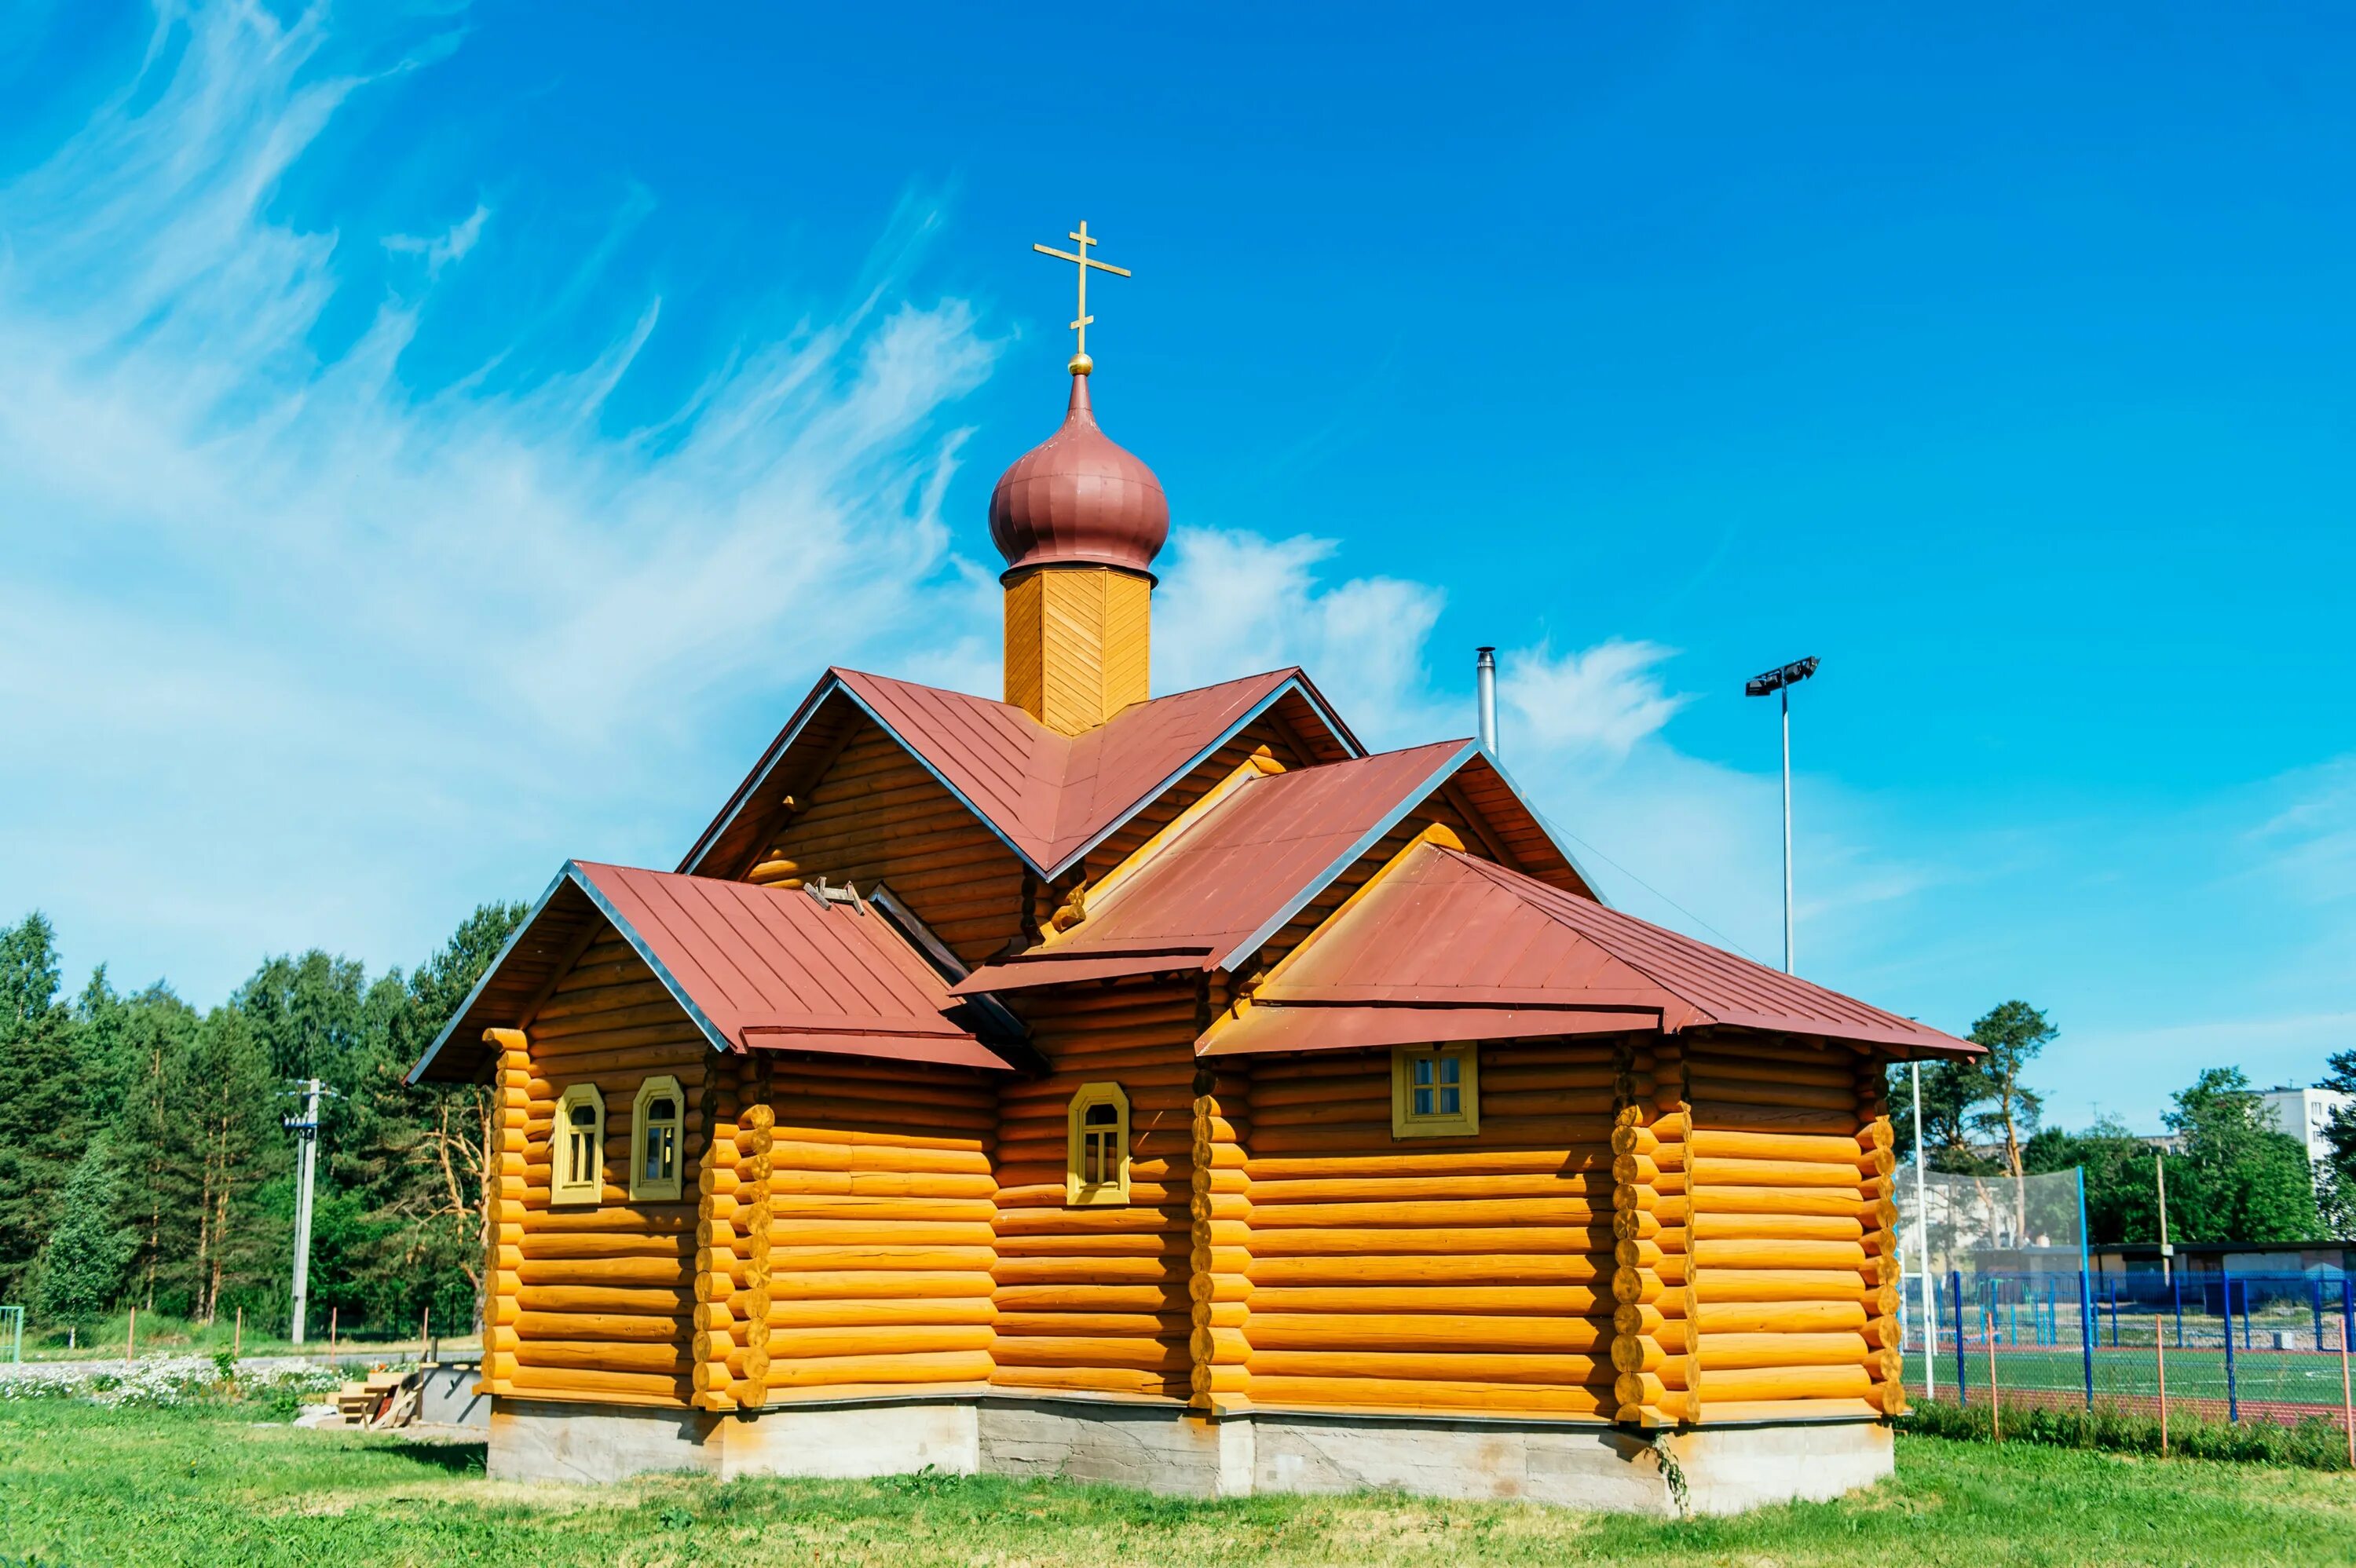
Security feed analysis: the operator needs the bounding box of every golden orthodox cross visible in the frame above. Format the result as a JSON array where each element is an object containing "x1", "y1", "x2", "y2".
[{"x1": 1032, "y1": 220, "x2": 1131, "y2": 373}]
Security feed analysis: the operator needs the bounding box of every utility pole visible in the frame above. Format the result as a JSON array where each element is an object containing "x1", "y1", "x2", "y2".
[
  {"x1": 1745, "y1": 657, "x2": 1820, "y2": 974},
  {"x1": 283, "y1": 1078, "x2": 326, "y2": 1347},
  {"x1": 2156, "y1": 1153, "x2": 2172, "y2": 1285}
]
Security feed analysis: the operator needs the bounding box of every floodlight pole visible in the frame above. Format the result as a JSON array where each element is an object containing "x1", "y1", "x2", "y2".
[
  {"x1": 1780, "y1": 685, "x2": 1794, "y2": 974},
  {"x1": 1913, "y1": 1060, "x2": 1936, "y2": 1397},
  {"x1": 1745, "y1": 656, "x2": 1818, "y2": 976}
]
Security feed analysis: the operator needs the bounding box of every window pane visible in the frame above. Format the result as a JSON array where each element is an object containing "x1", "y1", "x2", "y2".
[
  {"x1": 570, "y1": 1103, "x2": 596, "y2": 1127},
  {"x1": 1414, "y1": 1087, "x2": 1432, "y2": 1115},
  {"x1": 1439, "y1": 1057, "x2": 1459, "y2": 1085},
  {"x1": 1439, "y1": 1086, "x2": 1459, "y2": 1114},
  {"x1": 1085, "y1": 1102, "x2": 1118, "y2": 1127},
  {"x1": 1413, "y1": 1057, "x2": 1433, "y2": 1087},
  {"x1": 649, "y1": 1098, "x2": 675, "y2": 1121}
]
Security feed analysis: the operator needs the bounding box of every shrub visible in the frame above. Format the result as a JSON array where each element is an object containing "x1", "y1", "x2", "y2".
[{"x1": 1905, "y1": 1396, "x2": 2352, "y2": 1471}]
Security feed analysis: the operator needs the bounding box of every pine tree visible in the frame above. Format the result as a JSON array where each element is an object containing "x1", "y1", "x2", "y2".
[
  {"x1": 1964, "y1": 1000, "x2": 2054, "y2": 1179},
  {"x1": 151, "y1": 1007, "x2": 282, "y2": 1321},
  {"x1": 104, "y1": 981, "x2": 203, "y2": 1309},
  {"x1": 32, "y1": 1139, "x2": 134, "y2": 1325},
  {"x1": 335, "y1": 903, "x2": 525, "y2": 1331},
  {"x1": 0, "y1": 913, "x2": 89, "y2": 1300}
]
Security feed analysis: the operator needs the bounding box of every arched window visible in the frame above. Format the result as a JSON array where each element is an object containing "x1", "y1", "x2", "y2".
[
  {"x1": 554, "y1": 1083, "x2": 606, "y2": 1206},
  {"x1": 629, "y1": 1075, "x2": 686, "y2": 1202},
  {"x1": 1066, "y1": 1082, "x2": 1130, "y2": 1207},
  {"x1": 1392, "y1": 1044, "x2": 1479, "y2": 1139}
]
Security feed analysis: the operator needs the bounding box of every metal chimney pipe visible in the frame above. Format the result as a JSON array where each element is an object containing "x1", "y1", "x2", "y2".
[{"x1": 1475, "y1": 647, "x2": 1498, "y2": 758}]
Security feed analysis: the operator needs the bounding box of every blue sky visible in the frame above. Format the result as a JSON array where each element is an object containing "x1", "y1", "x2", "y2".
[{"x1": 2, "y1": 2, "x2": 2350, "y2": 1133}]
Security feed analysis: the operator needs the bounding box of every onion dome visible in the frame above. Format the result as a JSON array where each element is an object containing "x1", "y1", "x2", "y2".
[{"x1": 988, "y1": 373, "x2": 1169, "y2": 580}]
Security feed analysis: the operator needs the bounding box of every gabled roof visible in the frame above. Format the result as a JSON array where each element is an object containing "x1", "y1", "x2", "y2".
[
  {"x1": 409, "y1": 861, "x2": 1021, "y2": 1084},
  {"x1": 1198, "y1": 841, "x2": 1977, "y2": 1059},
  {"x1": 679, "y1": 667, "x2": 1364, "y2": 883},
  {"x1": 953, "y1": 740, "x2": 1484, "y2": 993}
]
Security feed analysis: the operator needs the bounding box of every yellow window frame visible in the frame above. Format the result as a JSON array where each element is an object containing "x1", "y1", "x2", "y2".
[
  {"x1": 1066, "y1": 1082, "x2": 1131, "y2": 1207},
  {"x1": 553, "y1": 1082, "x2": 606, "y2": 1207},
  {"x1": 627, "y1": 1074, "x2": 686, "y2": 1203},
  {"x1": 1392, "y1": 1044, "x2": 1479, "y2": 1139}
]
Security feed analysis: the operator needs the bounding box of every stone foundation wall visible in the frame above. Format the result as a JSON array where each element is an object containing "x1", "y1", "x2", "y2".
[{"x1": 485, "y1": 1392, "x2": 1891, "y2": 1515}]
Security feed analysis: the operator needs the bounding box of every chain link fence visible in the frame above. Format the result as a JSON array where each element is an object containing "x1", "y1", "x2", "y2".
[
  {"x1": 1894, "y1": 1162, "x2": 2354, "y2": 1434},
  {"x1": 1901, "y1": 1268, "x2": 2354, "y2": 1432}
]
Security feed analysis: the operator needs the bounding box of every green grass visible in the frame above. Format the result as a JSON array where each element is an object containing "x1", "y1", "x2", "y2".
[{"x1": 3, "y1": 1401, "x2": 2354, "y2": 1566}]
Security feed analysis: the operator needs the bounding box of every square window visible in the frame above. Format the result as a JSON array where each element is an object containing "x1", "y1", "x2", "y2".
[{"x1": 1392, "y1": 1045, "x2": 1479, "y2": 1139}]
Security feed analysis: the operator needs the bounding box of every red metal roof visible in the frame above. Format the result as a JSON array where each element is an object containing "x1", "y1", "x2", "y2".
[
  {"x1": 837, "y1": 666, "x2": 1359, "y2": 872},
  {"x1": 1199, "y1": 842, "x2": 1977, "y2": 1059},
  {"x1": 953, "y1": 741, "x2": 1476, "y2": 993},
  {"x1": 684, "y1": 666, "x2": 1366, "y2": 883},
  {"x1": 410, "y1": 862, "x2": 1018, "y2": 1082}
]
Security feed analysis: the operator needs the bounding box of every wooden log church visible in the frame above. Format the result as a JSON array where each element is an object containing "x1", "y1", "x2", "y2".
[{"x1": 412, "y1": 224, "x2": 1977, "y2": 1511}]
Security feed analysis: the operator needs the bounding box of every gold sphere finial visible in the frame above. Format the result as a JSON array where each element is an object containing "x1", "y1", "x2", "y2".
[{"x1": 1069, "y1": 352, "x2": 1094, "y2": 376}]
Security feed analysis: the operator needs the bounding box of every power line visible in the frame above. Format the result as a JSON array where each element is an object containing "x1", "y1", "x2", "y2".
[{"x1": 1553, "y1": 827, "x2": 1769, "y2": 966}]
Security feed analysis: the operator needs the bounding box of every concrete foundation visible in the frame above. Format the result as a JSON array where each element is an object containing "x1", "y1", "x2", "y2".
[{"x1": 485, "y1": 1392, "x2": 1892, "y2": 1513}]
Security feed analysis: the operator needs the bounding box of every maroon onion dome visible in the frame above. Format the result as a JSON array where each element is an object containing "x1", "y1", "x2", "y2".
[{"x1": 988, "y1": 372, "x2": 1169, "y2": 581}]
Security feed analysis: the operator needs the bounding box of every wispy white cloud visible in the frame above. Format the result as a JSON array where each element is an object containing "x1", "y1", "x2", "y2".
[
  {"x1": 1498, "y1": 639, "x2": 1691, "y2": 759},
  {"x1": 2248, "y1": 755, "x2": 2356, "y2": 907},
  {"x1": 385, "y1": 202, "x2": 488, "y2": 275},
  {"x1": 0, "y1": 4, "x2": 999, "y2": 996}
]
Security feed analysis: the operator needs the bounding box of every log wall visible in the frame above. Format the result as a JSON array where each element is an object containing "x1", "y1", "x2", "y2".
[
  {"x1": 1232, "y1": 1038, "x2": 1624, "y2": 1418},
  {"x1": 510, "y1": 931, "x2": 708, "y2": 1409},
  {"x1": 991, "y1": 981, "x2": 1199, "y2": 1400},
  {"x1": 746, "y1": 717, "x2": 1027, "y2": 967},
  {"x1": 742, "y1": 1056, "x2": 1001, "y2": 1400},
  {"x1": 1681, "y1": 1036, "x2": 1893, "y2": 1424}
]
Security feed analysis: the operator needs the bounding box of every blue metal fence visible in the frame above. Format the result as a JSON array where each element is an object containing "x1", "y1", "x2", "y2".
[{"x1": 1907, "y1": 1270, "x2": 2355, "y2": 1429}]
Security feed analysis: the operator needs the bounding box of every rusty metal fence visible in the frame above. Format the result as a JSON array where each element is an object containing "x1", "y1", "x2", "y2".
[{"x1": 1903, "y1": 1270, "x2": 2356, "y2": 1435}]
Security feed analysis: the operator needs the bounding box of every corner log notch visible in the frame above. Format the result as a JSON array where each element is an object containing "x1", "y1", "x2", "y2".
[
  {"x1": 1610, "y1": 1037, "x2": 1695, "y2": 1426},
  {"x1": 1188, "y1": 1057, "x2": 1252, "y2": 1411},
  {"x1": 482, "y1": 1027, "x2": 530, "y2": 1397},
  {"x1": 693, "y1": 1059, "x2": 750, "y2": 1410},
  {"x1": 738, "y1": 1067, "x2": 777, "y2": 1408},
  {"x1": 1857, "y1": 1056, "x2": 1904, "y2": 1416}
]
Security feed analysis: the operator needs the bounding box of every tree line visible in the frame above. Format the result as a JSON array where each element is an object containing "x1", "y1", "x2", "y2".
[
  {"x1": 1890, "y1": 1000, "x2": 2356, "y2": 1247},
  {"x1": 0, "y1": 905, "x2": 520, "y2": 1336}
]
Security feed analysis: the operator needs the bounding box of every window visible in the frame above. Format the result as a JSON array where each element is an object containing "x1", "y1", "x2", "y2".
[
  {"x1": 1392, "y1": 1044, "x2": 1479, "y2": 1139},
  {"x1": 553, "y1": 1083, "x2": 605, "y2": 1206},
  {"x1": 629, "y1": 1075, "x2": 686, "y2": 1202},
  {"x1": 1066, "y1": 1082, "x2": 1130, "y2": 1206}
]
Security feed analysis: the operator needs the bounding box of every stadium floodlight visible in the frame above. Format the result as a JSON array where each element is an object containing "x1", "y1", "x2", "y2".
[
  {"x1": 1745, "y1": 656, "x2": 1820, "y2": 698},
  {"x1": 1745, "y1": 656, "x2": 1820, "y2": 974}
]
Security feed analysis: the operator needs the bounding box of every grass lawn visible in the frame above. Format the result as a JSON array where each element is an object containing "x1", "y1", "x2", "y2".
[{"x1": 2, "y1": 1401, "x2": 2353, "y2": 1566}]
